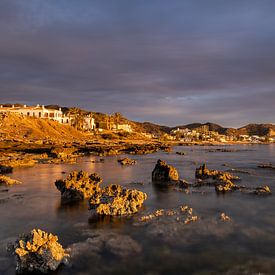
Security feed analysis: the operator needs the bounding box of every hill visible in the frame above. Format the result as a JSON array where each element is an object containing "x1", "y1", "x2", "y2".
[
  {"x1": 237, "y1": 124, "x2": 275, "y2": 136},
  {"x1": 0, "y1": 112, "x2": 90, "y2": 143}
]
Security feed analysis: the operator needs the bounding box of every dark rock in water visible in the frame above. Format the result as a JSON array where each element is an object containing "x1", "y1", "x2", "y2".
[
  {"x1": 253, "y1": 186, "x2": 271, "y2": 195},
  {"x1": 257, "y1": 163, "x2": 275, "y2": 169},
  {"x1": 152, "y1": 159, "x2": 179, "y2": 182},
  {"x1": 0, "y1": 165, "x2": 13, "y2": 174},
  {"x1": 12, "y1": 229, "x2": 69, "y2": 274},
  {"x1": 55, "y1": 170, "x2": 102, "y2": 202},
  {"x1": 176, "y1": 151, "x2": 185, "y2": 155},
  {"x1": 89, "y1": 184, "x2": 147, "y2": 216},
  {"x1": 117, "y1": 157, "x2": 137, "y2": 166},
  {"x1": 177, "y1": 179, "x2": 189, "y2": 189}
]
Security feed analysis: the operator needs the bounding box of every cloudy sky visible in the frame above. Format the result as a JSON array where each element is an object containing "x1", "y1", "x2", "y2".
[{"x1": 0, "y1": 0, "x2": 274, "y2": 127}]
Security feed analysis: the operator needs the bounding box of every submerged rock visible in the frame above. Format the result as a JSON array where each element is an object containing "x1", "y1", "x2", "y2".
[
  {"x1": 89, "y1": 184, "x2": 147, "y2": 216},
  {"x1": 152, "y1": 159, "x2": 179, "y2": 182},
  {"x1": 117, "y1": 157, "x2": 137, "y2": 166},
  {"x1": 13, "y1": 229, "x2": 68, "y2": 274},
  {"x1": 0, "y1": 175, "x2": 21, "y2": 185},
  {"x1": 55, "y1": 170, "x2": 102, "y2": 202}
]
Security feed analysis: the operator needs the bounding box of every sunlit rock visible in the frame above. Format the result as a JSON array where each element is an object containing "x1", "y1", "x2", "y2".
[
  {"x1": 55, "y1": 170, "x2": 102, "y2": 202},
  {"x1": 89, "y1": 184, "x2": 147, "y2": 216},
  {"x1": 13, "y1": 229, "x2": 69, "y2": 274}
]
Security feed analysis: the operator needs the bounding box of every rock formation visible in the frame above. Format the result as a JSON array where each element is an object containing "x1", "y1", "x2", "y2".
[
  {"x1": 152, "y1": 159, "x2": 179, "y2": 182},
  {"x1": 117, "y1": 157, "x2": 137, "y2": 166},
  {"x1": 89, "y1": 184, "x2": 147, "y2": 216},
  {"x1": 55, "y1": 170, "x2": 102, "y2": 202},
  {"x1": 13, "y1": 229, "x2": 68, "y2": 274}
]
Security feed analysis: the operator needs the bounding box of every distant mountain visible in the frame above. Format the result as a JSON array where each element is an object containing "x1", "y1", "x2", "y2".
[
  {"x1": 132, "y1": 122, "x2": 171, "y2": 135},
  {"x1": 172, "y1": 122, "x2": 229, "y2": 134}
]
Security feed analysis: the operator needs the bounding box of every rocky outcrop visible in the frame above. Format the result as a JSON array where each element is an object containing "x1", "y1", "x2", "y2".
[
  {"x1": 0, "y1": 175, "x2": 21, "y2": 185},
  {"x1": 152, "y1": 159, "x2": 179, "y2": 182},
  {"x1": 55, "y1": 171, "x2": 102, "y2": 202},
  {"x1": 117, "y1": 158, "x2": 137, "y2": 166},
  {"x1": 89, "y1": 184, "x2": 147, "y2": 216},
  {"x1": 13, "y1": 229, "x2": 68, "y2": 274},
  {"x1": 195, "y1": 164, "x2": 240, "y2": 192}
]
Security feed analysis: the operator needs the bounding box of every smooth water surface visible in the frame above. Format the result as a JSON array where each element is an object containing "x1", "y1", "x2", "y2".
[{"x1": 0, "y1": 144, "x2": 275, "y2": 274}]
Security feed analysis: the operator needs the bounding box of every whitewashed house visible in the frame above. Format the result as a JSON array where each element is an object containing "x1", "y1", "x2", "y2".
[{"x1": 0, "y1": 104, "x2": 72, "y2": 125}]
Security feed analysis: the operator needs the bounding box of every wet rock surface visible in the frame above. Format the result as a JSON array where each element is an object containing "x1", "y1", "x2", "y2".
[
  {"x1": 89, "y1": 184, "x2": 147, "y2": 216},
  {"x1": 117, "y1": 157, "x2": 137, "y2": 166},
  {"x1": 55, "y1": 171, "x2": 102, "y2": 202},
  {"x1": 12, "y1": 229, "x2": 68, "y2": 274},
  {"x1": 152, "y1": 159, "x2": 179, "y2": 182}
]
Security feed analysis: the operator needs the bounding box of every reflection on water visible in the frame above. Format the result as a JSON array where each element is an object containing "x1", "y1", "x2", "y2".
[{"x1": 0, "y1": 144, "x2": 275, "y2": 274}]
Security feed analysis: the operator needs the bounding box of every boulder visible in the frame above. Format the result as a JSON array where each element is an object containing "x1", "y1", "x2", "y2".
[
  {"x1": 13, "y1": 229, "x2": 68, "y2": 274},
  {"x1": 152, "y1": 159, "x2": 179, "y2": 182},
  {"x1": 55, "y1": 171, "x2": 102, "y2": 202},
  {"x1": 89, "y1": 184, "x2": 147, "y2": 216}
]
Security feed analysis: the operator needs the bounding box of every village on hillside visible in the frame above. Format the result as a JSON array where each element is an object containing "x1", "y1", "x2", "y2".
[{"x1": 0, "y1": 103, "x2": 274, "y2": 143}]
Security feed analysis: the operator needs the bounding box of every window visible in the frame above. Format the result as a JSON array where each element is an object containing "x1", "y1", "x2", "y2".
[
  {"x1": 49, "y1": 113, "x2": 54, "y2": 118},
  {"x1": 27, "y1": 112, "x2": 30, "y2": 116},
  {"x1": 39, "y1": 112, "x2": 41, "y2": 117},
  {"x1": 33, "y1": 112, "x2": 35, "y2": 117}
]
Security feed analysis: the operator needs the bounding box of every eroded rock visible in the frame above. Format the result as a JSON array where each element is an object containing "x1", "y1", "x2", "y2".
[
  {"x1": 152, "y1": 159, "x2": 179, "y2": 182},
  {"x1": 89, "y1": 184, "x2": 147, "y2": 216},
  {"x1": 55, "y1": 170, "x2": 102, "y2": 202},
  {"x1": 13, "y1": 229, "x2": 68, "y2": 274}
]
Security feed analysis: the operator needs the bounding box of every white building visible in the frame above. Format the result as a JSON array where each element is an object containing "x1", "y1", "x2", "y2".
[
  {"x1": 83, "y1": 114, "x2": 96, "y2": 130},
  {"x1": 0, "y1": 104, "x2": 72, "y2": 125}
]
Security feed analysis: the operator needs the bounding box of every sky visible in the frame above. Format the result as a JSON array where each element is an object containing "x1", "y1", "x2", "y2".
[{"x1": 0, "y1": 0, "x2": 274, "y2": 127}]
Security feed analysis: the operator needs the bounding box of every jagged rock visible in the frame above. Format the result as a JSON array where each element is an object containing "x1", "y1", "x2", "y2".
[
  {"x1": 117, "y1": 158, "x2": 137, "y2": 166},
  {"x1": 0, "y1": 175, "x2": 21, "y2": 185},
  {"x1": 13, "y1": 229, "x2": 68, "y2": 274},
  {"x1": 253, "y1": 186, "x2": 271, "y2": 195},
  {"x1": 152, "y1": 159, "x2": 179, "y2": 182},
  {"x1": 55, "y1": 171, "x2": 102, "y2": 202},
  {"x1": 0, "y1": 165, "x2": 13, "y2": 174},
  {"x1": 195, "y1": 163, "x2": 240, "y2": 192},
  {"x1": 89, "y1": 184, "x2": 147, "y2": 216}
]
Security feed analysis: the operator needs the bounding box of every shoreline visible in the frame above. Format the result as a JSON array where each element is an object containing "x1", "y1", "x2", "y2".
[{"x1": 0, "y1": 139, "x2": 273, "y2": 172}]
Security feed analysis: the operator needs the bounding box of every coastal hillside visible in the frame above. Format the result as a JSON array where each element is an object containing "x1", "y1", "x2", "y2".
[
  {"x1": 0, "y1": 113, "x2": 89, "y2": 142},
  {"x1": 237, "y1": 124, "x2": 275, "y2": 136}
]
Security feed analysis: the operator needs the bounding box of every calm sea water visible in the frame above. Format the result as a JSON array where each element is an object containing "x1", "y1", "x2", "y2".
[{"x1": 0, "y1": 144, "x2": 275, "y2": 275}]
